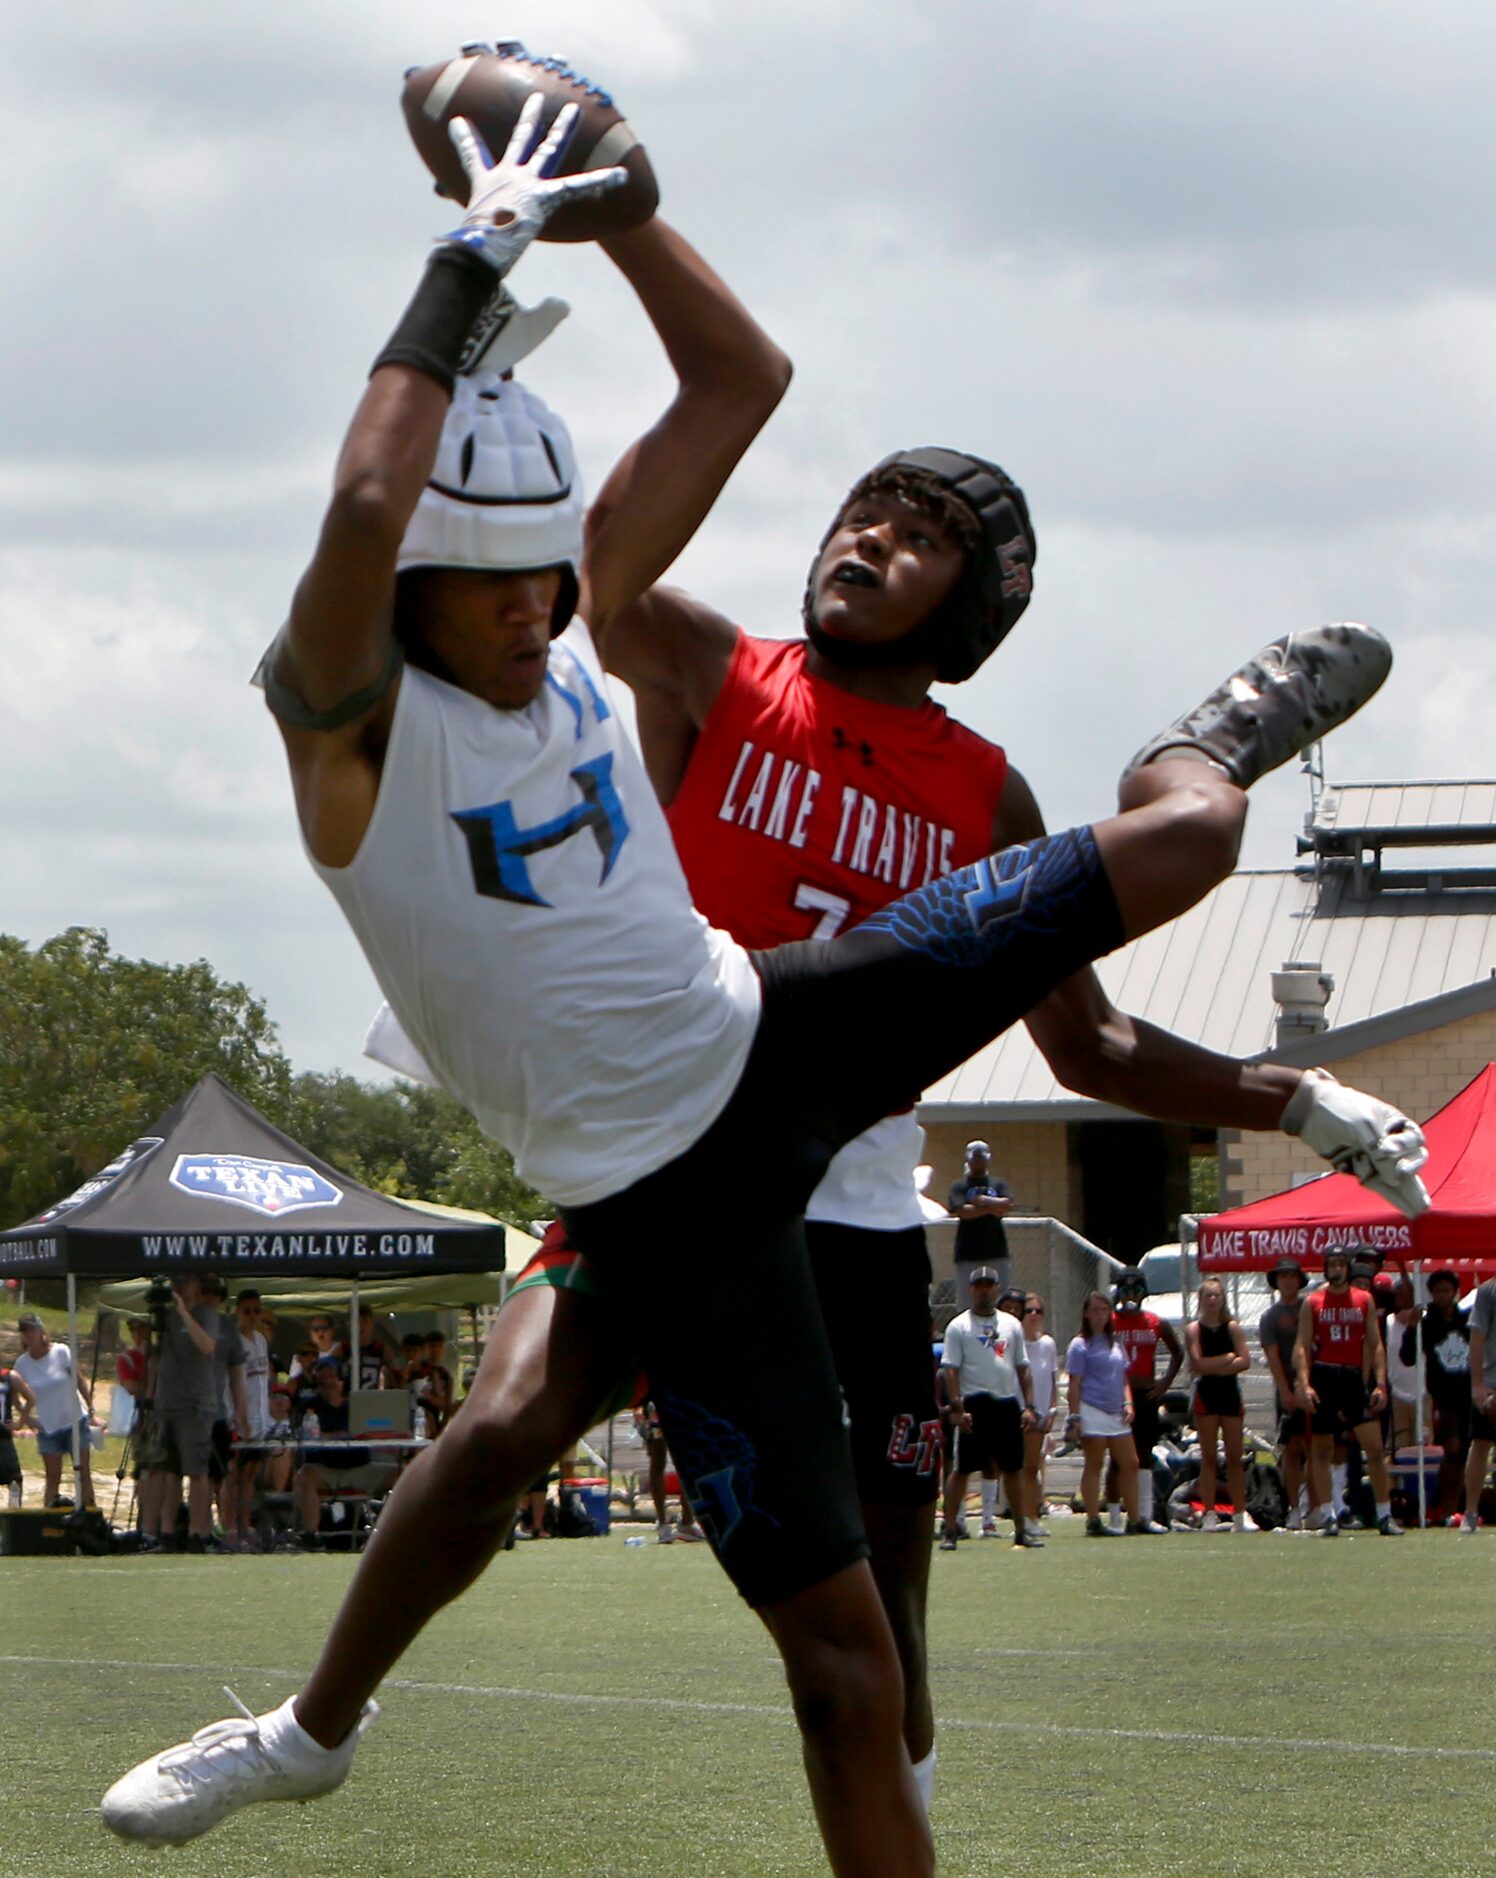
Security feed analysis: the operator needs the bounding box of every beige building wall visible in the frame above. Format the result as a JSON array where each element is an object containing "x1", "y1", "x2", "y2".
[
  {"x1": 924, "y1": 1119, "x2": 1077, "y2": 1223},
  {"x1": 1224, "y1": 1007, "x2": 1496, "y2": 1206}
]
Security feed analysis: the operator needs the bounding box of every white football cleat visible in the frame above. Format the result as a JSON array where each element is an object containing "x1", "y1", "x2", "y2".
[{"x1": 100, "y1": 1690, "x2": 377, "y2": 1847}]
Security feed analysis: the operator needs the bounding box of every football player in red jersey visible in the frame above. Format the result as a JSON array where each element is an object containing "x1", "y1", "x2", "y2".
[
  {"x1": 1105, "y1": 1267, "x2": 1183, "y2": 1532},
  {"x1": 1294, "y1": 1247, "x2": 1402, "y2": 1535}
]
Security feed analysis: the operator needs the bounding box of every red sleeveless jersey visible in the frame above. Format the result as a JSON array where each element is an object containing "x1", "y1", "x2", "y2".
[
  {"x1": 1115, "y1": 1309, "x2": 1164, "y2": 1382},
  {"x1": 1309, "y1": 1286, "x2": 1372, "y2": 1368},
  {"x1": 666, "y1": 633, "x2": 1008, "y2": 947}
]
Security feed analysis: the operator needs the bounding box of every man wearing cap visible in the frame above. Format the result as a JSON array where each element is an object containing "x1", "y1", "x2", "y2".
[
  {"x1": 1258, "y1": 1258, "x2": 1310, "y2": 1529},
  {"x1": 13, "y1": 1312, "x2": 96, "y2": 1508},
  {"x1": 938, "y1": 1270, "x2": 1038, "y2": 1549},
  {"x1": 947, "y1": 1144, "x2": 1014, "y2": 1309}
]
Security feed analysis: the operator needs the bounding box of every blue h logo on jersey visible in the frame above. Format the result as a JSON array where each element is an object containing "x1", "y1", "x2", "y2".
[{"x1": 452, "y1": 752, "x2": 630, "y2": 907}]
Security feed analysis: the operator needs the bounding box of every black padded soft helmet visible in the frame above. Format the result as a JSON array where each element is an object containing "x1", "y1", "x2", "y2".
[
  {"x1": 1113, "y1": 1266, "x2": 1149, "y2": 1307},
  {"x1": 803, "y1": 447, "x2": 1036, "y2": 683}
]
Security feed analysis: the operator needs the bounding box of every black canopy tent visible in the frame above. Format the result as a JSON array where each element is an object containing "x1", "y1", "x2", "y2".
[
  {"x1": 0, "y1": 1073, "x2": 509, "y2": 1279},
  {"x1": 0, "y1": 1074, "x2": 511, "y2": 1480}
]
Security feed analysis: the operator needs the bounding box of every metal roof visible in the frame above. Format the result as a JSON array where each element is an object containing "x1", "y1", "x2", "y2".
[
  {"x1": 1309, "y1": 779, "x2": 1496, "y2": 850},
  {"x1": 921, "y1": 859, "x2": 1496, "y2": 1120}
]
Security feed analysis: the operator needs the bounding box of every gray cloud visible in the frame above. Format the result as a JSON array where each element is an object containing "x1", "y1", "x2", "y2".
[{"x1": 3, "y1": 1, "x2": 1493, "y2": 1078}]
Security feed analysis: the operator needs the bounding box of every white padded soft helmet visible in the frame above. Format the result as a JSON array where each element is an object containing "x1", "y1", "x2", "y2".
[{"x1": 397, "y1": 372, "x2": 584, "y2": 632}]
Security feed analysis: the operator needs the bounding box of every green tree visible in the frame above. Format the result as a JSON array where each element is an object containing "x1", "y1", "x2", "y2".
[
  {"x1": 0, "y1": 927, "x2": 291, "y2": 1226},
  {"x1": 289, "y1": 1071, "x2": 543, "y2": 1224}
]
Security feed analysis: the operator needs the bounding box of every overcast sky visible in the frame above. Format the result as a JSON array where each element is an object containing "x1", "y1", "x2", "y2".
[{"x1": 4, "y1": 2, "x2": 1494, "y2": 1078}]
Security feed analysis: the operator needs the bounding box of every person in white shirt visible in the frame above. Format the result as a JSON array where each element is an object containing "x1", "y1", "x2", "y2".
[
  {"x1": 1019, "y1": 1292, "x2": 1059, "y2": 1541},
  {"x1": 1384, "y1": 1277, "x2": 1426, "y2": 1452},
  {"x1": 13, "y1": 1312, "x2": 95, "y2": 1508},
  {"x1": 939, "y1": 1271, "x2": 1039, "y2": 1550},
  {"x1": 221, "y1": 1291, "x2": 272, "y2": 1552}
]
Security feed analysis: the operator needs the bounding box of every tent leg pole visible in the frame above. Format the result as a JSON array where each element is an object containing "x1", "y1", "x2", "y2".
[
  {"x1": 1415, "y1": 1261, "x2": 1427, "y2": 1530},
  {"x1": 66, "y1": 1274, "x2": 81, "y2": 1487}
]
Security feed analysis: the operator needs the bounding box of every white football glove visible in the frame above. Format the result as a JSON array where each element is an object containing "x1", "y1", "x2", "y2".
[
  {"x1": 441, "y1": 95, "x2": 626, "y2": 275},
  {"x1": 1280, "y1": 1067, "x2": 1430, "y2": 1218}
]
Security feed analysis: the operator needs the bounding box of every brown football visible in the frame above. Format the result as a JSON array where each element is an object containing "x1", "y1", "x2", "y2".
[{"x1": 401, "y1": 40, "x2": 658, "y2": 243}]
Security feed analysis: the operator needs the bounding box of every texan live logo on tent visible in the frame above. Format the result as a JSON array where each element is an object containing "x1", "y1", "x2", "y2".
[{"x1": 169, "y1": 1155, "x2": 344, "y2": 1219}]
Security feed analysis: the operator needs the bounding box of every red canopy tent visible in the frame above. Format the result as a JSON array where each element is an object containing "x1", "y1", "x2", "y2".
[{"x1": 1198, "y1": 1063, "x2": 1496, "y2": 1279}]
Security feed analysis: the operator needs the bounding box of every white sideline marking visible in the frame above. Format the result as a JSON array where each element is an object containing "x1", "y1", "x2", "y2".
[{"x1": 5, "y1": 1654, "x2": 1492, "y2": 1767}]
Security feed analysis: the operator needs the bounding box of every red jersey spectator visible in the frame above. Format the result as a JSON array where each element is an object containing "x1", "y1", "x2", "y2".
[{"x1": 1295, "y1": 1248, "x2": 1401, "y2": 1536}]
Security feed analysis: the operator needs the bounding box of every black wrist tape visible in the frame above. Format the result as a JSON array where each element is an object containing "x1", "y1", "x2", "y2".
[{"x1": 371, "y1": 245, "x2": 499, "y2": 393}]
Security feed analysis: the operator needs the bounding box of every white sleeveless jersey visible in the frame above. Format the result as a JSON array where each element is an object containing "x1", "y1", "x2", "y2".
[{"x1": 311, "y1": 624, "x2": 760, "y2": 1207}]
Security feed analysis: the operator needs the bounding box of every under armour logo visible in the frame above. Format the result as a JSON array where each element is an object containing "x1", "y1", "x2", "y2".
[
  {"x1": 961, "y1": 853, "x2": 1033, "y2": 930},
  {"x1": 452, "y1": 752, "x2": 630, "y2": 906},
  {"x1": 998, "y1": 531, "x2": 1033, "y2": 599},
  {"x1": 832, "y1": 727, "x2": 875, "y2": 767}
]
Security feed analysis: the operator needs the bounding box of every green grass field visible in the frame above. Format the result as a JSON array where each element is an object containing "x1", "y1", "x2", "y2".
[{"x1": 7, "y1": 1522, "x2": 1494, "y2": 1877}]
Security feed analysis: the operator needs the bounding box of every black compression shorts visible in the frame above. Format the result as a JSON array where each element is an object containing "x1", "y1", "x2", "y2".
[
  {"x1": 562, "y1": 825, "x2": 1123, "y2": 1609},
  {"x1": 805, "y1": 1222, "x2": 941, "y2": 1509},
  {"x1": 1129, "y1": 1387, "x2": 1162, "y2": 1460}
]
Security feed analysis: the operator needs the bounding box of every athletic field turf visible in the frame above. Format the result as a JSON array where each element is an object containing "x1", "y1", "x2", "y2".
[{"x1": 10, "y1": 1522, "x2": 1493, "y2": 1876}]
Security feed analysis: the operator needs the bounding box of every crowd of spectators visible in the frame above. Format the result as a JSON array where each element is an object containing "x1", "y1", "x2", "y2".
[
  {"x1": 935, "y1": 1251, "x2": 1496, "y2": 1543},
  {"x1": 0, "y1": 1278, "x2": 469, "y2": 1551}
]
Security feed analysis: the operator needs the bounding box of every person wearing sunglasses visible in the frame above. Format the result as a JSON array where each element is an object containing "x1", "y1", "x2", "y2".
[{"x1": 1019, "y1": 1295, "x2": 1058, "y2": 1542}]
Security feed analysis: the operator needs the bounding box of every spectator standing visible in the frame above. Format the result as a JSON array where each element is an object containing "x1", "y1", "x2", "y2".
[
  {"x1": 939, "y1": 1271, "x2": 1038, "y2": 1550},
  {"x1": 201, "y1": 1276, "x2": 250, "y2": 1522},
  {"x1": 420, "y1": 1332, "x2": 455, "y2": 1434},
  {"x1": 1108, "y1": 1268, "x2": 1181, "y2": 1533},
  {"x1": 0, "y1": 1357, "x2": 32, "y2": 1508},
  {"x1": 635, "y1": 1399, "x2": 706, "y2": 1544},
  {"x1": 1186, "y1": 1277, "x2": 1251, "y2": 1532},
  {"x1": 1384, "y1": 1278, "x2": 1425, "y2": 1453},
  {"x1": 1295, "y1": 1248, "x2": 1402, "y2": 1537},
  {"x1": 1461, "y1": 1275, "x2": 1496, "y2": 1535},
  {"x1": 13, "y1": 1312, "x2": 95, "y2": 1508},
  {"x1": 139, "y1": 1275, "x2": 245, "y2": 1552},
  {"x1": 1066, "y1": 1292, "x2": 1150, "y2": 1537},
  {"x1": 1258, "y1": 1259, "x2": 1310, "y2": 1530},
  {"x1": 110, "y1": 1319, "x2": 151, "y2": 1439},
  {"x1": 946, "y1": 1143, "x2": 1014, "y2": 1308},
  {"x1": 1404, "y1": 1271, "x2": 1471, "y2": 1524},
  {"x1": 221, "y1": 1292, "x2": 272, "y2": 1551},
  {"x1": 350, "y1": 1309, "x2": 397, "y2": 1393},
  {"x1": 1020, "y1": 1293, "x2": 1057, "y2": 1541}
]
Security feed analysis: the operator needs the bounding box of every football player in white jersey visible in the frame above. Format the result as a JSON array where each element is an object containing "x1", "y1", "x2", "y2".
[{"x1": 105, "y1": 84, "x2": 1432, "y2": 1877}]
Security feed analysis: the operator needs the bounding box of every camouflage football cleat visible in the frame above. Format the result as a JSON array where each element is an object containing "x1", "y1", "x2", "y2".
[{"x1": 1124, "y1": 623, "x2": 1392, "y2": 790}]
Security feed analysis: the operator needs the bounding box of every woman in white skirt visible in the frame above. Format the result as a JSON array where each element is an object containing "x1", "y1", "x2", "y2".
[
  {"x1": 1065, "y1": 1291, "x2": 1145, "y2": 1536},
  {"x1": 1021, "y1": 1293, "x2": 1058, "y2": 1540}
]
